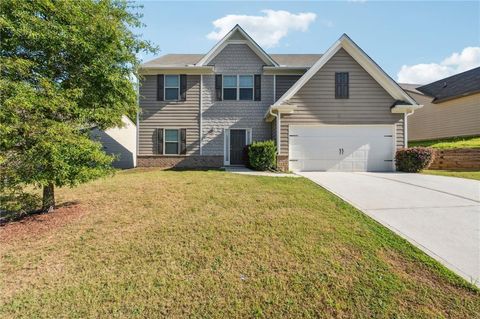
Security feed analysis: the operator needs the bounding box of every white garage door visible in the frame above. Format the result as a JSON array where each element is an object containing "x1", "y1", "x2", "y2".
[{"x1": 289, "y1": 125, "x2": 395, "y2": 172}]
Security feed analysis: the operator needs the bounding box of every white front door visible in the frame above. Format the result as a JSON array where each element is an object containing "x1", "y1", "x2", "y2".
[{"x1": 289, "y1": 125, "x2": 395, "y2": 172}]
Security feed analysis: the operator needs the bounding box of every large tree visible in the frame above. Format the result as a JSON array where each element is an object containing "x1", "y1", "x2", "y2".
[{"x1": 0, "y1": 0, "x2": 156, "y2": 211}]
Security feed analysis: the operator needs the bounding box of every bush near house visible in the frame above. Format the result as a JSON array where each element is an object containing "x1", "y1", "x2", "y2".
[
  {"x1": 247, "y1": 140, "x2": 277, "y2": 171},
  {"x1": 396, "y1": 147, "x2": 435, "y2": 172}
]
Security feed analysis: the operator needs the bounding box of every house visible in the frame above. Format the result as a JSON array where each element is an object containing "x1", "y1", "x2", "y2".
[
  {"x1": 137, "y1": 25, "x2": 420, "y2": 172},
  {"x1": 400, "y1": 67, "x2": 480, "y2": 142},
  {"x1": 90, "y1": 115, "x2": 137, "y2": 168}
]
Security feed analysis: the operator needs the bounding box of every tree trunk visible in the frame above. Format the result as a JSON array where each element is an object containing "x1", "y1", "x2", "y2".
[{"x1": 42, "y1": 183, "x2": 55, "y2": 212}]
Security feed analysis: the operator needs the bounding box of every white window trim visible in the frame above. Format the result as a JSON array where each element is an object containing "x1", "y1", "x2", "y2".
[
  {"x1": 164, "y1": 75, "x2": 180, "y2": 101},
  {"x1": 224, "y1": 128, "x2": 252, "y2": 166},
  {"x1": 222, "y1": 74, "x2": 254, "y2": 101},
  {"x1": 164, "y1": 128, "x2": 180, "y2": 155}
]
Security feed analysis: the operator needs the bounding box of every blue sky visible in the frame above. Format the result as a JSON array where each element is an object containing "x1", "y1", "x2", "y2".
[{"x1": 136, "y1": 1, "x2": 480, "y2": 84}]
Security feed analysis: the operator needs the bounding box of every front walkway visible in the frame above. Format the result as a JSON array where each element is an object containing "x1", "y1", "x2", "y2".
[{"x1": 298, "y1": 171, "x2": 480, "y2": 286}]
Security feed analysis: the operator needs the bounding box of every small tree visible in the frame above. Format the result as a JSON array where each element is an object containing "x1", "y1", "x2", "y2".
[{"x1": 0, "y1": 0, "x2": 156, "y2": 211}]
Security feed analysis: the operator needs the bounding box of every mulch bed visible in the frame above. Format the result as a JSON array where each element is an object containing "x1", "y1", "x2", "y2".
[{"x1": 0, "y1": 203, "x2": 86, "y2": 243}]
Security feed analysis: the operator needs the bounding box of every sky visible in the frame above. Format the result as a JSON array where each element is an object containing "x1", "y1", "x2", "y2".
[{"x1": 135, "y1": 1, "x2": 480, "y2": 84}]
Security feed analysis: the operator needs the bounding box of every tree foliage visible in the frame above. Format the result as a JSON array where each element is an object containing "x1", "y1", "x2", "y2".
[{"x1": 0, "y1": 0, "x2": 156, "y2": 211}]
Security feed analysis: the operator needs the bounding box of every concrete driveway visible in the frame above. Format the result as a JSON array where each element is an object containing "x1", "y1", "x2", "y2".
[{"x1": 297, "y1": 172, "x2": 480, "y2": 285}]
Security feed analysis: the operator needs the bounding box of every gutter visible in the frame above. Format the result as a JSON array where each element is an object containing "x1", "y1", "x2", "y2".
[
  {"x1": 199, "y1": 74, "x2": 203, "y2": 155},
  {"x1": 268, "y1": 108, "x2": 281, "y2": 155}
]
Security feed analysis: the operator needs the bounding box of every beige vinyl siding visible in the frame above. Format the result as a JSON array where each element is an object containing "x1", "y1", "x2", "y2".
[
  {"x1": 408, "y1": 91, "x2": 480, "y2": 141},
  {"x1": 275, "y1": 75, "x2": 302, "y2": 102},
  {"x1": 139, "y1": 75, "x2": 200, "y2": 155},
  {"x1": 279, "y1": 48, "x2": 404, "y2": 155}
]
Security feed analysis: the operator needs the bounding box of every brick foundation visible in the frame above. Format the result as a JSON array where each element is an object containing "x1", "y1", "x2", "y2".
[
  {"x1": 277, "y1": 155, "x2": 289, "y2": 172},
  {"x1": 137, "y1": 155, "x2": 223, "y2": 169},
  {"x1": 428, "y1": 148, "x2": 480, "y2": 170}
]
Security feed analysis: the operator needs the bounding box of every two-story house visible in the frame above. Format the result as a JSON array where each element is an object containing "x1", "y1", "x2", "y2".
[{"x1": 137, "y1": 25, "x2": 421, "y2": 171}]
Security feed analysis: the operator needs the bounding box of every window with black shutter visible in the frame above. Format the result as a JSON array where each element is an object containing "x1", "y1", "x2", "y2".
[
  {"x1": 335, "y1": 72, "x2": 349, "y2": 99},
  {"x1": 254, "y1": 74, "x2": 261, "y2": 101},
  {"x1": 215, "y1": 74, "x2": 223, "y2": 101},
  {"x1": 157, "y1": 75, "x2": 164, "y2": 101}
]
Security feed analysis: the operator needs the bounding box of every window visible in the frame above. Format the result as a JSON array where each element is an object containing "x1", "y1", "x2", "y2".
[
  {"x1": 165, "y1": 75, "x2": 180, "y2": 101},
  {"x1": 223, "y1": 75, "x2": 237, "y2": 100},
  {"x1": 335, "y1": 72, "x2": 349, "y2": 99},
  {"x1": 239, "y1": 75, "x2": 253, "y2": 100},
  {"x1": 164, "y1": 129, "x2": 179, "y2": 154}
]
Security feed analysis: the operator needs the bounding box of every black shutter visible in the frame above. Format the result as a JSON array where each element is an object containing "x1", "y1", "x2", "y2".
[
  {"x1": 180, "y1": 74, "x2": 187, "y2": 101},
  {"x1": 180, "y1": 129, "x2": 187, "y2": 155},
  {"x1": 335, "y1": 72, "x2": 349, "y2": 99},
  {"x1": 254, "y1": 74, "x2": 261, "y2": 101},
  {"x1": 156, "y1": 128, "x2": 164, "y2": 154},
  {"x1": 157, "y1": 74, "x2": 164, "y2": 101},
  {"x1": 344, "y1": 73, "x2": 349, "y2": 98},
  {"x1": 215, "y1": 74, "x2": 222, "y2": 101}
]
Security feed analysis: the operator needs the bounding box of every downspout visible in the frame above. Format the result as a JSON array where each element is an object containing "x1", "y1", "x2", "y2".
[
  {"x1": 199, "y1": 74, "x2": 203, "y2": 155},
  {"x1": 269, "y1": 108, "x2": 280, "y2": 155},
  {"x1": 404, "y1": 110, "x2": 414, "y2": 148},
  {"x1": 135, "y1": 76, "x2": 140, "y2": 167}
]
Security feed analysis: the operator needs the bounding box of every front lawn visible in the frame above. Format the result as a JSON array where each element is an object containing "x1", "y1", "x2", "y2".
[
  {"x1": 409, "y1": 135, "x2": 480, "y2": 149},
  {"x1": 422, "y1": 169, "x2": 480, "y2": 181},
  {"x1": 1, "y1": 169, "x2": 478, "y2": 318}
]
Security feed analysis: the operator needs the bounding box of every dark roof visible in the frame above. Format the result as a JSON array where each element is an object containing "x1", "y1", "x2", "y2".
[
  {"x1": 141, "y1": 53, "x2": 322, "y2": 68},
  {"x1": 416, "y1": 67, "x2": 480, "y2": 103}
]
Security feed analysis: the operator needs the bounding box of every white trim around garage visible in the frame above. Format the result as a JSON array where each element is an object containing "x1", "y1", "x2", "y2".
[{"x1": 288, "y1": 124, "x2": 396, "y2": 172}]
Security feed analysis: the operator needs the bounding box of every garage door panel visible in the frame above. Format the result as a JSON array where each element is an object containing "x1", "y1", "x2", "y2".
[{"x1": 289, "y1": 125, "x2": 394, "y2": 172}]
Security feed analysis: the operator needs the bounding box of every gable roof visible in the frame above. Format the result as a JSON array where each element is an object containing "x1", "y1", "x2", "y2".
[
  {"x1": 195, "y1": 25, "x2": 278, "y2": 66},
  {"x1": 273, "y1": 34, "x2": 419, "y2": 108},
  {"x1": 416, "y1": 67, "x2": 480, "y2": 103}
]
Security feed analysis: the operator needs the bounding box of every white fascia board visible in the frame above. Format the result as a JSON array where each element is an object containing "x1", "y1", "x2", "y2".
[
  {"x1": 391, "y1": 104, "x2": 423, "y2": 113},
  {"x1": 274, "y1": 34, "x2": 420, "y2": 107},
  {"x1": 196, "y1": 25, "x2": 278, "y2": 67},
  {"x1": 264, "y1": 104, "x2": 297, "y2": 121}
]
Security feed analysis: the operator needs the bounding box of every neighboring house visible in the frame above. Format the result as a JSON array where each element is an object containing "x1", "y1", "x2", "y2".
[
  {"x1": 91, "y1": 115, "x2": 137, "y2": 168},
  {"x1": 400, "y1": 67, "x2": 480, "y2": 141},
  {"x1": 137, "y1": 25, "x2": 420, "y2": 172}
]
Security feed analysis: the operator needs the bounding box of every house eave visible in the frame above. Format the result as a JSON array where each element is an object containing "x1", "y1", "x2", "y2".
[
  {"x1": 264, "y1": 104, "x2": 297, "y2": 122},
  {"x1": 139, "y1": 66, "x2": 214, "y2": 75},
  {"x1": 391, "y1": 104, "x2": 423, "y2": 113}
]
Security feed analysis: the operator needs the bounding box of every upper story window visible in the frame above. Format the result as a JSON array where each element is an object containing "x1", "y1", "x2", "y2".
[
  {"x1": 222, "y1": 75, "x2": 254, "y2": 101},
  {"x1": 216, "y1": 74, "x2": 260, "y2": 101},
  {"x1": 223, "y1": 75, "x2": 237, "y2": 100},
  {"x1": 239, "y1": 75, "x2": 253, "y2": 100},
  {"x1": 165, "y1": 75, "x2": 180, "y2": 101},
  {"x1": 335, "y1": 72, "x2": 349, "y2": 99}
]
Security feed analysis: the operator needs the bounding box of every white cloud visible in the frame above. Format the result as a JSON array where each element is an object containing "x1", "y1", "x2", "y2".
[
  {"x1": 397, "y1": 47, "x2": 480, "y2": 84},
  {"x1": 206, "y1": 10, "x2": 317, "y2": 48}
]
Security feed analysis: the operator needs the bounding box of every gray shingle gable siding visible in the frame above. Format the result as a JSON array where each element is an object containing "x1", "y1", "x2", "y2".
[{"x1": 201, "y1": 44, "x2": 274, "y2": 156}]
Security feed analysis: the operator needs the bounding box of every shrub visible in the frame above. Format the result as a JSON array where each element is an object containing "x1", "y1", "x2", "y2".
[
  {"x1": 395, "y1": 147, "x2": 434, "y2": 172},
  {"x1": 248, "y1": 140, "x2": 277, "y2": 171}
]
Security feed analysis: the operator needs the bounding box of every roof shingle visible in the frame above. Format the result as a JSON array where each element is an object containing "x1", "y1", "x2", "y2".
[
  {"x1": 416, "y1": 67, "x2": 480, "y2": 102},
  {"x1": 141, "y1": 53, "x2": 323, "y2": 68}
]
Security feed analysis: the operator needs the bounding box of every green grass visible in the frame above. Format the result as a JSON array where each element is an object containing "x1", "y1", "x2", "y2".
[
  {"x1": 409, "y1": 135, "x2": 480, "y2": 149},
  {"x1": 422, "y1": 170, "x2": 480, "y2": 181},
  {"x1": 1, "y1": 169, "x2": 479, "y2": 318}
]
